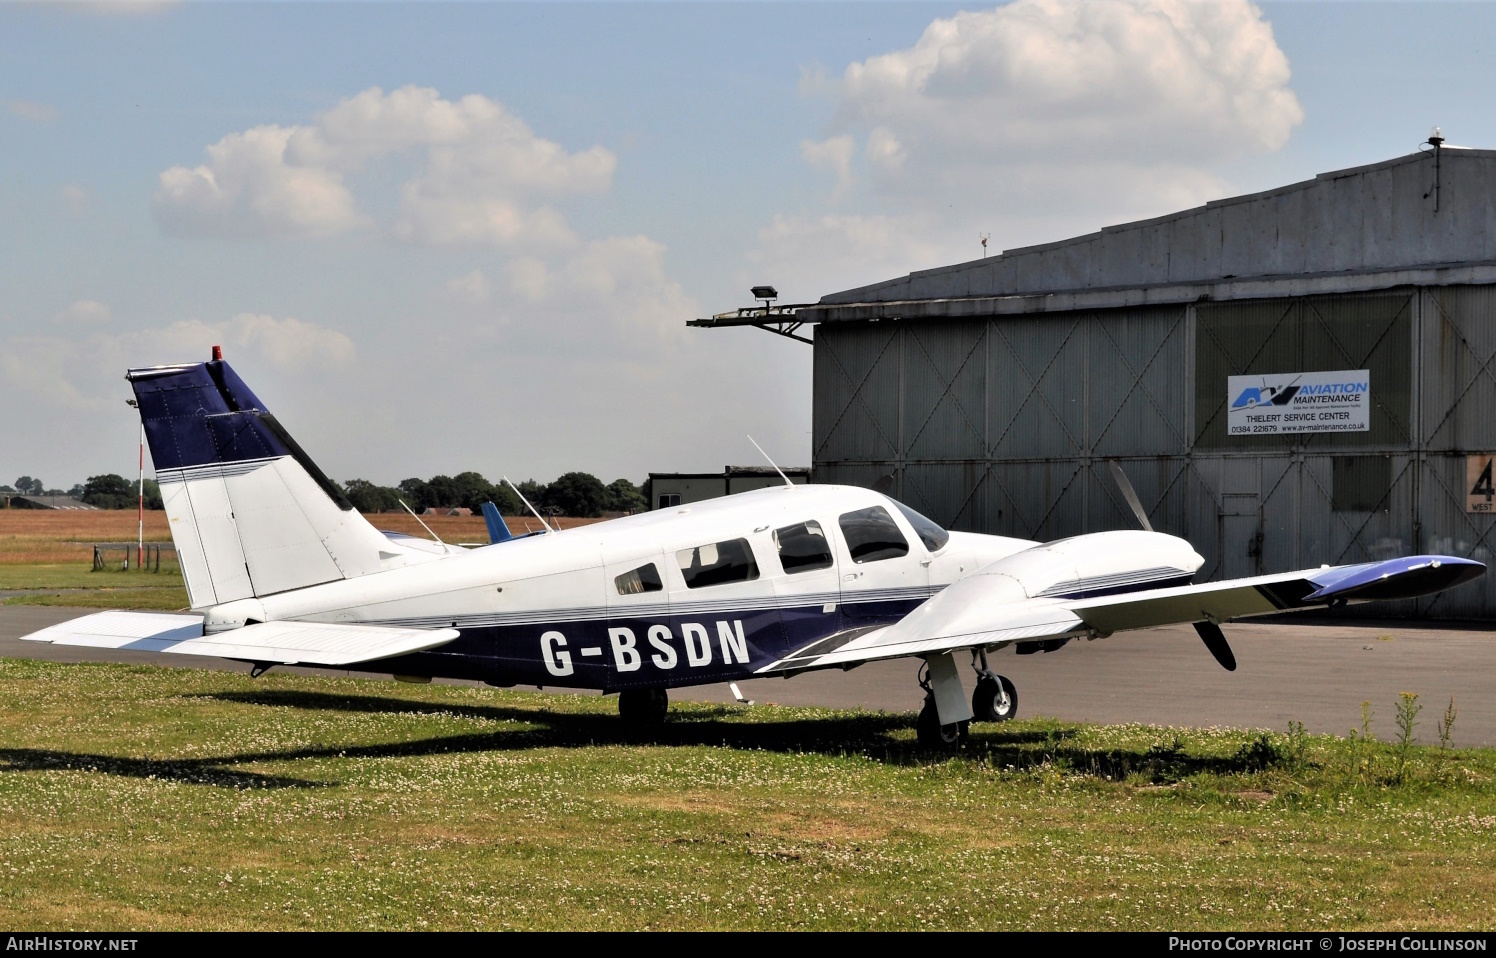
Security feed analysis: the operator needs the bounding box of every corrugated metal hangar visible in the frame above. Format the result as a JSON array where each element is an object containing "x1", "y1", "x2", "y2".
[{"x1": 703, "y1": 147, "x2": 1496, "y2": 618}]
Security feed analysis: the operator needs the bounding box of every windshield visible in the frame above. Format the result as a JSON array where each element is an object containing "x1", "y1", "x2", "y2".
[{"x1": 891, "y1": 500, "x2": 950, "y2": 552}]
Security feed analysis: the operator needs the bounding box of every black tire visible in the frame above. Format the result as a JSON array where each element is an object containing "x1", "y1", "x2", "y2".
[
  {"x1": 916, "y1": 695, "x2": 969, "y2": 748},
  {"x1": 618, "y1": 687, "x2": 668, "y2": 724},
  {"x1": 972, "y1": 675, "x2": 1018, "y2": 722}
]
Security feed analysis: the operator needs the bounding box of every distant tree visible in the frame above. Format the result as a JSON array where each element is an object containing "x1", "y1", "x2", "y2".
[
  {"x1": 67, "y1": 484, "x2": 85, "y2": 498},
  {"x1": 14, "y1": 477, "x2": 42, "y2": 496},
  {"x1": 0, "y1": 484, "x2": 13, "y2": 494},
  {"x1": 544, "y1": 472, "x2": 608, "y2": 518},
  {"x1": 640, "y1": 477, "x2": 652, "y2": 509},
  {"x1": 605, "y1": 478, "x2": 647, "y2": 514},
  {"x1": 487, "y1": 482, "x2": 523, "y2": 515},
  {"x1": 514, "y1": 479, "x2": 547, "y2": 513},
  {"x1": 397, "y1": 478, "x2": 432, "y2": 511},
  {"x1": 82, "y1": 474, "x2": 133, "y2": 509},
  {"x1": 424, "y1": 475, "x2": 463, "y2": 510},
  {"x1": 343, "y1": 479, "x2": 402, "y2": 514}
]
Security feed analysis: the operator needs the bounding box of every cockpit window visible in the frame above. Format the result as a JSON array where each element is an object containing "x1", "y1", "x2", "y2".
[
  {"x1": 615, "y1": 563, "x2": 663, "y2": 595},
  {"x1": 891, "y1": 501, "x2": 950, "y2": 552},
  {"x1": 676, "y1": 538, "x2": 759, "y2": 589},
  {"x1": 838, "y1": 506, "x2": 909, "y2": 563},
  {"x1": 773, "y1": 520, "x2": 833, "y2": 574}
]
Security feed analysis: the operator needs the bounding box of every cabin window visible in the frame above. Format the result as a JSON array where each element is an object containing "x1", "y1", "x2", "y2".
[
  {"x1": 657, "y1": 494, "x2": 682, "y2": 509},
  {"x1": 773, "y1": 520, "x2": 833, "y2": 574},
  {"x1": 615, "y1": 563, "x2": 663, "y2": 595},
  {"x1": 838, "y1": 506, "x2": 909, "y2": 563},
  {"x1": 891, "y1": 501, "x2": 950, "y2": 552},
  {"x1": 676, "y1": 538, "x2": 759, "y2": 589}
]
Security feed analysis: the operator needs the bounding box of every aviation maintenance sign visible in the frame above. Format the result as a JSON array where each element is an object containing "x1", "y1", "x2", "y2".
[{"x1": 1227, "y1": 370, "x2": 1370, "y2": 436}]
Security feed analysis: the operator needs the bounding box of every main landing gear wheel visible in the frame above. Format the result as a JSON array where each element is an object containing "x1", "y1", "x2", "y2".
[
  {"x1": 972, "y1": 674, "x2": 1018, "y2": 722},
  {"x1": 618, "y1": 687, "x2": 668, "y2": 724},
  {"x1": 916, "y1": 694, "x2": 969, "y2": 749}
]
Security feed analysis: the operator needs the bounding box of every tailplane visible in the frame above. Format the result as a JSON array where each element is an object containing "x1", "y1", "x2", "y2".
[{"x1": 129, "y1": 352, "x2": 424, "y2": 608}]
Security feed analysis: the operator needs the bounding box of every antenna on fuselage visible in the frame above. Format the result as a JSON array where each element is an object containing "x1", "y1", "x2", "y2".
[
  {"x1": 503, "y1": 476, "x2": 555, "y2": 533},
  {"x1": 747, "y1": 435, "x2": 794, "y2": 488},
  {"x1": 398, "y1": 499, "x2": 447, "y2": 546}
]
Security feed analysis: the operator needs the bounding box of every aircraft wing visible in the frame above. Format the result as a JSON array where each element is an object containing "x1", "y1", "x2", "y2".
[
  {"x1": 759, "y1": 555, "x2": 1484, "y2": 674},
  {"x1": 18, "y1": 610, "x2": 459, "y2": 667}
]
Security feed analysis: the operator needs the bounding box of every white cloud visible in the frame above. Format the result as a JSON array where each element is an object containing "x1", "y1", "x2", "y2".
[
  {"x1": 496, "y1": 236, "x2": 695, "y2": 352},
  {"x1": 221, "y1": 313, "x2": 355, "y2": 370},
  {"x1": 800, "y1": 135, "x2": 856, "y2": 197},
  {"x1": 445, "y1": 269, "x2": 491, "y2": 305},
  {"x1": 1, "y1": 313, "x2": 353, "y2": 414},
  {"x1": 505, "y1": 258, "x2": 551, "y2": 304},
  {"x1": 154, "y1": 125, "x2": 366, "y2": 239},
  {"x1": 837, "y1": 0, "x2": 1302, "y2": 173},
  {"x1": 767, "y1": 0, "x2": 1303, "y2": 299},
  {"x1": 52, "y1": 300, "x2": 112, "y2": 324},
  {"x1": 155, "y1": 85, "x2": 615, "y2": 248},
  {"x1": 5, "y1": 99, "x2": 57, "y2": 123}
]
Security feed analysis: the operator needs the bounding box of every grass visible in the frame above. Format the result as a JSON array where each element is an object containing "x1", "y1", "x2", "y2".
[{"x1": 2, "y1": 658, "x2": 1495, "y2": 931}]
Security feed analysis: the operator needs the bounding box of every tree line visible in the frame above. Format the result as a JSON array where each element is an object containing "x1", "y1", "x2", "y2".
[
  {"x1": 3, "y1": 475, "x2": 162, "y2": 510},
  {"x1": 346, "y1": 472, "x2": 647, "y2": 518},
  {"x1": 6, "y1": 471, "x2": 649, "y2": 519}
]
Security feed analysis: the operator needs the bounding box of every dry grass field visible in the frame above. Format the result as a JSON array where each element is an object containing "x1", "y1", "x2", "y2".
[{"x1": 0, "y1": 509, "x2": 606, "y2": 609}]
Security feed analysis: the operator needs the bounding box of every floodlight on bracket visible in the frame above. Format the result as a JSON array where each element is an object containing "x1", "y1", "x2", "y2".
[{"x1": 687, "y1": 285, "x2": 815, "y2": 345}]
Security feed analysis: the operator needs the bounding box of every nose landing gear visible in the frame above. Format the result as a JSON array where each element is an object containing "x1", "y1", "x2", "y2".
[
  {"x1": 917, "y1": 694, "x2": 969, "y2": 747},
  {"x1": 915, "y1": 657, "x2": 971, "y2": 748}
]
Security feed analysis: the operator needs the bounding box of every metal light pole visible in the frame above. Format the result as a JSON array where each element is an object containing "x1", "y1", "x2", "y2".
[{"x1": 126, "y1": 399, "x2": 142, "y2": 571}]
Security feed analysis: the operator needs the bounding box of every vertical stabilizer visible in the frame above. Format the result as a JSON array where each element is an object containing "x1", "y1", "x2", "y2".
[
  {"x1": 480, "y1": 501, "x2": 513, "y2": 543},
  {"x1": 127, "y1": 357, "x2": 408, "y2": 608}
]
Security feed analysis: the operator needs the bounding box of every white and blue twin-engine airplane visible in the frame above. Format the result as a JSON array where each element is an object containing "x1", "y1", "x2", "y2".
[{"x1": 22, "y1": 353, "x2": 1488, "y2": 745}]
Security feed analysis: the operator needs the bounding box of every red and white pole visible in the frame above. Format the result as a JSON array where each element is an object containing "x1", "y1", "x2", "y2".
[{"x1": 137, "y1": 421, "x2": 144, "y2": 571}]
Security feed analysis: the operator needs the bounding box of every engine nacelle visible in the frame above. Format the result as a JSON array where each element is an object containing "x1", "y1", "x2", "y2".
[{"x1": 976, "y1": 531, "x2": 1203, "y2": 600}]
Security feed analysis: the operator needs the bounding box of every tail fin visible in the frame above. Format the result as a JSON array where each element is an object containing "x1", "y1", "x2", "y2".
[
  {"x1": 480, "y1": 501, "x2": 513, "y2": 544},
  {"x1": 128, "y1": 357, "x2": 408, "y2": 608}
]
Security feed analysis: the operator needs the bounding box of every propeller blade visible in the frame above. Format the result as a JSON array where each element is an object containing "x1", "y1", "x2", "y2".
[
  {"x1": 1106, "y1": 460, "x2": 1154, "y2": 532},
  {"x1": 870, "y1": 474, "x2": 896, "y2": 496},
  {"x1": 1193, "y1": 621, "x2": 1237, "y2": 671}
]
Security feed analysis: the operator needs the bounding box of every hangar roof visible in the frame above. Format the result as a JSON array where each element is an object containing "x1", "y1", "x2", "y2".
[{"x1": 801, "y1": 149, "x2": 1496, "y2": 324}]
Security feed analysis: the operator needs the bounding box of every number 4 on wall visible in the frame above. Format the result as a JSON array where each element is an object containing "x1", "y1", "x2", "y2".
[{"x1": 1467, "y1": 455, "x2": 1496, "y2": 513}]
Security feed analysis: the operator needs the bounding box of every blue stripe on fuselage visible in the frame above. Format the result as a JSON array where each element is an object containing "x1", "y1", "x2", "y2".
[
  {"x1": 372, "y1": 597, "x2": 923, "y2": 690},
  {"x1": 364, "y1": 573, "x2": 1191, "y2": 688}
]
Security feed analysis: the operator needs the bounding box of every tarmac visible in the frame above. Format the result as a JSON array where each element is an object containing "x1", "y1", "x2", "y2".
[{"x1": 3, "y1": 604, "x2": 1494, "y2": 744}]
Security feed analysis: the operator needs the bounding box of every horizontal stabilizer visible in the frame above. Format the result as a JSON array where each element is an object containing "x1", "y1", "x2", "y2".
[{"x1": 20, "y1": 610, "x2": 458, "y2": 667}]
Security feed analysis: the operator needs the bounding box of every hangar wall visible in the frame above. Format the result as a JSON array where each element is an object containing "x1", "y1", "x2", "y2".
[{"x1": 811, "y1": 285, "x2": 1496, "y2": 618}]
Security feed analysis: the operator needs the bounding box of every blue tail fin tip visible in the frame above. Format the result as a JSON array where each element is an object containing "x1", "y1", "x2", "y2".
[
  {"x1": 481, "y1": 501, "x2": 513, "y2": 543},
  {"x1": 125, "y1": 359, "x2": 352, "y2": 510}
]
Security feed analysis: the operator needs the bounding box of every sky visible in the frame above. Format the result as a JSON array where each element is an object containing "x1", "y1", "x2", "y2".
[{"x1": 3, "y1": 0, "x2": 1496, "y2": 491}]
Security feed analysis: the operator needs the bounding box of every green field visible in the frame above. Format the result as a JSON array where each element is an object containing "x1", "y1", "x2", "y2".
[
  {"x1": 0, "y1": 564, "x2": 188, "y2": 611},
  {"x1": 2, "y1": 658, "x2": 1494, "y2": 930}
]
